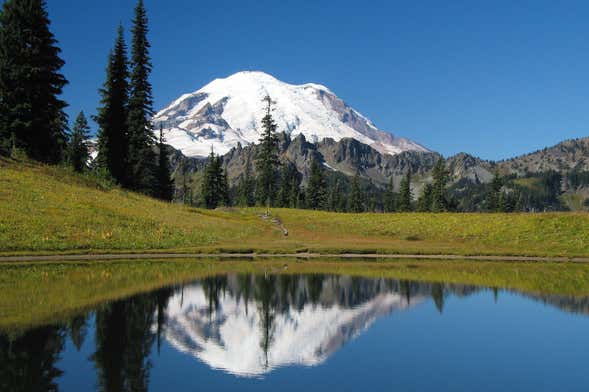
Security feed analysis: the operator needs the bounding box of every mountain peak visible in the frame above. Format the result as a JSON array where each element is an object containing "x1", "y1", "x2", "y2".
[{"x1": 154, "y1": 72, "x2": 429, "y2": 158}]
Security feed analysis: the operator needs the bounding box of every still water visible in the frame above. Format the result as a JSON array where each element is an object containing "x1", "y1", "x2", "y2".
[{"x1": 2, "y1": 273, "x2": 589, "y2": 391}]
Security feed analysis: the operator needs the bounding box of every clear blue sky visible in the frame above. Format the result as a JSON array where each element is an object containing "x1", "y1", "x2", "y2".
[{"x1": 38, "y1": 0, "x2": 589, "y2": 160}]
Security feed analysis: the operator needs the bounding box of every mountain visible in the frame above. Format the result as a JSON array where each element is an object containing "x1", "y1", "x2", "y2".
[
  {"x1": 497, "y1": 137, "x2": 589, "y2": 175},
  {"x1": 153, "y1": 71, "x2": 429, "y2": 158}
]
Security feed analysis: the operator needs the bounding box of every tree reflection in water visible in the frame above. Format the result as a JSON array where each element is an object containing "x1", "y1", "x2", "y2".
[{"x1": 2, "y1": 274, "x2": 589, "y2": 387}]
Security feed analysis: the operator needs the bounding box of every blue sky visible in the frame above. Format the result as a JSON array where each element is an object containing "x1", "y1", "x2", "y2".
[{"x1": 39, "y1": 0, "x2": 589, "y2": 160}]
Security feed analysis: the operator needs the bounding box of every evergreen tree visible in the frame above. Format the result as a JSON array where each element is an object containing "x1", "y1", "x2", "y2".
[
  {"x1": 277, "y1": 163, "x2": 300, "y2": 208},
  {"x1": 201, "y1": 149, "x2": 228, "y2": 209},
  {"x1": 384, "y1": 176, "x2": 396, "y2": 212},
  {"x1": 367, "y1": 179, "x2": 378, "y2": 212},
  {"x1": 487, "y1": 171, "x2": 503, "y2": 212},
  {"x1": 255, "y1": 95, "x2": 280, "y2": 207},
  {"x1": 219, "y1": 164, "x2": 230, "y2": 206},
  {"x1": 349, "y1": 173, "x2": 364, "y2": 213},
  {"x1": 237, "y1": 155, "x2": 256, "y2": 207},
  {"x1": 67, "y1": 111, "x2": 90, "y2": 172},
  {"x1": 417, "y1": 183, "x2": 434, "y2": 212},
  {"x1": 0, "y1": 0, "x2": 68, "y2": 162},
  {"x1": 127, "y1": 0, "x2": 156, "y2": 194},
  {"x1": 398, "y1": 170, "x2": 413, "y2": 212},
  {"x1": 95, "y1": 25, "x2": 129, "y2": 185},
  {"x1": 431, "y1": 158, "x2": 449, "y2": 212},
  {"x1": 328, "y1": 177, "x2": 346, "y2": 212},
  {"x1": 202, "y1": 149, "x2": 219, "y2": 209},
  {"x1": 155, "y1": 125, "x2": 174, "y2": 201},
  {"x1": 289, "y1": 175, "x2": 302, "y2": 208},
  {"x1": 306, "y1": 157, "x2": 327, "y2": 210}
]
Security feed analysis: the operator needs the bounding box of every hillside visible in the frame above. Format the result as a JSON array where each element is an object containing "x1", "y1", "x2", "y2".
[
  {"x1": 0, "y1": 157, "x2": 279, "y2": 254},
  {"x1": 2, "y1": 157, "x2": 589, "y2": 257}
]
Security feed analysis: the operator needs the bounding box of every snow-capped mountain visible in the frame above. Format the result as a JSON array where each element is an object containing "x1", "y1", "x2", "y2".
[{"x1": 153, "y1": 71, "x2": 429, "y2": 158}]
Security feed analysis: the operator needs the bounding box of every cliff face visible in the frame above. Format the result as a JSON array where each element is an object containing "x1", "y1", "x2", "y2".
[{"x1": 167, "y1": 135, "x2": 589, "y2": 199}]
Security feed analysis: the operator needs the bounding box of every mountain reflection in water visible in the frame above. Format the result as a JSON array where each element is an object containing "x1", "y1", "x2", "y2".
[{"x1": 2, "y1": 273, "x2": 589, "y2": 391}]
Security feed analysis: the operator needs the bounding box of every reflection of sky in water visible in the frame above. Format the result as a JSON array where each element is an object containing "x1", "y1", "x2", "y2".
[{"x1": 4, "y1": 274, "x2": 589, "y2": 392}]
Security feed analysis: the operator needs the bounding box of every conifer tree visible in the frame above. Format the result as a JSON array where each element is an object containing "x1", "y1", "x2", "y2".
[
  {"x1": 306, "y1": 157, "x2": 327, "y2": 210},
  {"x1": 289, "y1": 175, "x2": 302, "y2": 208},
  {"x1": 384, "y1": 176, "x2": 396, "y2": 212},
  {"x1": 256, "y1": 95, "x2": 280, "y2": 207},
  {"x1": 202, "y1": 149, "x2": 220, "y2": 209},
  {"x1": 487, "y1": 171, "x2": 503, "y2": 212},
  {"x1": 398, "y1": 170, "x2": 413, "y2": 212},
  {"x1": 237, "y1": 155, "x2": 256, "y2": 207},
  {"x1": 127, "y1": 0, "x2": 156, "y2": 194},
  {"x1": 202, "y1": 149, "x2": 228, "y2": 209},
  {"x1": 277, "y1": 163, "x2": 300, "y2": 208},
  {"x1": 349, "y1": 173, "x2": 364, "y2": 213},
  {"x1": 95, "y1": 25, "x2": 129, "y2": 185},
  {"x1": 67, "y1": 111, "x2": 90, "y2": 173},
  {"x1": 0, "y1": 0, "x2": 68, "y2": 162},
  {"x1": 417, "y1": 183, "x2": 434, "y2": 212},
  {"x1": 219, "y1": 165, "x2": 230, "y2": 206},
  {"x1": 156, "y1": 125, "x2": 174, "y2": 201},
  {"x1": 328, "y1": 177, "x2": 345, "y2": 212},
  {"x1": 431, "y1": 158, "x2": 449, "y2": 212},
  {"x1": 367, "y1": 179, "x2": 378, "y2": 212}
]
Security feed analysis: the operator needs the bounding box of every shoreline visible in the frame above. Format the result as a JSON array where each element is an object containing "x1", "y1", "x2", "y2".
[{"x1": 1, "y1": 252, "x2": 589, "y2": 263}]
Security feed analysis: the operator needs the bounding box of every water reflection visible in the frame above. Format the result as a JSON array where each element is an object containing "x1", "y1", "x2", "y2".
[
  {"x1": 1, "y1": 274, "x2": 589, "y2": 390},
  {"x1": 164, "y1": 275, "x2": 427, "y2": 376}
]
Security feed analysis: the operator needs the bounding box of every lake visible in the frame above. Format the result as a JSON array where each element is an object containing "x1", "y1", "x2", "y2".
[{"x1": 2, "y1": 271, "x2": 589, "y2": 391}]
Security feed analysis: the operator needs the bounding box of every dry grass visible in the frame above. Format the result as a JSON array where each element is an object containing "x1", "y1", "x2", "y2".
[{"x1": 2, "y1": 157, "x2": 589, "y2": 257}]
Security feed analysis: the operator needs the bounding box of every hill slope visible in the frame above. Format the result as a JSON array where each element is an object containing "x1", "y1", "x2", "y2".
[
  {"x1": 2, "y1": 157, "x2": 589, "y2": 257},
  {"x1": 0, "y1": 158, "x2": 277, "y2": 253}
]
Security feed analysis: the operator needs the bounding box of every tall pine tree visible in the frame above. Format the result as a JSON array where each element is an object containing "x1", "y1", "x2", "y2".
[
  {"x1": 95, "y1": 25, "x2": 129, "y2": 184},
  {"x1": 431, "y1": 158, "x2": 449, "y2": 212},
  {"x1": 156, "y1": 125, "x2": 174, "y2": 201},
  {"x1": 384, "y1": 176, "x2": 396, "y2": 212},
  {"x1": 237, "y1": 154, "x2": 256, "y2": 207},
  {"x1": 0, "y1": 0, "x2": 68, "y2": 162},
  {"x1": 349, "y1": 173, "x2": 364, "y2": 213},
  {"x1": 255, "y1": 95, "x2": 280, "y2": 207},
  {"x1": 328, "y1": 177, "x2": 346, "y2": 212},
  {"x1": 67, "y1": 111, "x2": 90, "y2": 172},
  {"x1": 306, "y1": 156, "x2": 327, "y2": 210},
  {"x1": 202, "y1": 148, "x2": 229, "y2": 209},
  {"x1": 487, "y1": 171, "x2": 503, "y2": 212},
  {"x1": 417, "y1": 183, "x2": 434, "y2": 212},
  {"x1": 127, "y1": 0, "x2": 156, "y2": 194},
  {"x1": 277, "y1": 163, "x2": 300, "y2": 208},
  {"x1": 398, "y1": 170, "x2": 413, "y2": 212}
]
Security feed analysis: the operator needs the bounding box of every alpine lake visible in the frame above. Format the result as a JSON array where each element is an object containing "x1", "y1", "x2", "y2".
[{"x1": 1, "y1": 258, "x2": 589, "y2": 391}]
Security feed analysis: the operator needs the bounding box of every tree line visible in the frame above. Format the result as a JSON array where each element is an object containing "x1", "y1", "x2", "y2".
[
  {"x1": 0, "y1": 0, "x2": 174, "y2": 201},
  {"x1": 200, "y1": 96, "x2": 458, "y2": 213}
]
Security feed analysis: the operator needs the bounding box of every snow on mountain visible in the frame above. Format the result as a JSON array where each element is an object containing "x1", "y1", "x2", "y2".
[{"x1": 153, "y1": 71, "x2": 430, "y2": 158}]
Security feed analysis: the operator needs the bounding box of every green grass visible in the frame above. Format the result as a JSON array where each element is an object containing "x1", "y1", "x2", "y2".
[
  {"x1": 2, "y1": 157, "x2": 589, "y2": 257},
  {"x1": 0, "y1": 157, "x2": 280, "y2": 253},
  {"x1": 3, "y1": 258, "x2": 589, "y2": 332},
  {"x1": 269, "y1": 209, "x2": 589, "y2": 257}
]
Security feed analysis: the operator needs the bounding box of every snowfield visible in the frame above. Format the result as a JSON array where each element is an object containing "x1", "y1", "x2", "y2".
[{"x1": 153, "y1": 71, "x2": 429, "y2": 157}]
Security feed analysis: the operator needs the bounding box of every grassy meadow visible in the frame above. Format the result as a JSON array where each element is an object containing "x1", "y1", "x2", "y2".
[
  {"x1": 2, "y1": 157, "x2": 589, "y2": 257},
  {"x1": 3, "y1": 257, "x2": 589, "y2": 332}
]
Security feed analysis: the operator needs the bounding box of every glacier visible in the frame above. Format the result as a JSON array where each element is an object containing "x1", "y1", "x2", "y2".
[{"x1": 153, "y1": 71, "x2": 429, "y2": 158}]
